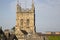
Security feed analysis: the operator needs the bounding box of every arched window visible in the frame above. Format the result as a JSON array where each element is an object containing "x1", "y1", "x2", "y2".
[
  {"x1": 27, "y1": 19, "x2": 29, "y2": 27},
  {"x1": 20, "y1": 19, "x2": 23, "y2": 27}
]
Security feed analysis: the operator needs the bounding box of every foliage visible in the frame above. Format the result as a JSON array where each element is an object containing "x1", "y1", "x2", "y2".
[
  {"x1": 12, "y1": 27, "x2": 15, "y2": 31},
  {"x1": 0, "y1": 30, "x2": 4, "y2": 39}
]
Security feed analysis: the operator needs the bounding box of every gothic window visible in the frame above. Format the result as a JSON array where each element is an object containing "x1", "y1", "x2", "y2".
[
  {"x1": 27, "y1": 19, "x2": 29, "y2": 28},
  {"x1": 20, "y1": 19, "x2": 23, "y2": 27}
]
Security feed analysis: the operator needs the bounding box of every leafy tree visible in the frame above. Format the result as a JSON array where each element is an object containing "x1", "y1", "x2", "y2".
[{"x1": 12, "y1": 26, "x2": 15, "y2": 31}]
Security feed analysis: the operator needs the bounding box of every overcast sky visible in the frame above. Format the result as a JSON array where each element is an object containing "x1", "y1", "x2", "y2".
[{"x1": 0, "y1": 0, "x2": 60, "y2": 32}]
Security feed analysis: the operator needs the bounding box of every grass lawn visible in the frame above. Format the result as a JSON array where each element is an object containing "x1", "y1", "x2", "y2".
[{"x1": 48, "y1": 36, "x2": 60, "y2": 40}]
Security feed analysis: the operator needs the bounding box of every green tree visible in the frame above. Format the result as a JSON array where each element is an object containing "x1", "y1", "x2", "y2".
[{"x1": 12, "y1": 26, "x2": 15, "y2": 31}]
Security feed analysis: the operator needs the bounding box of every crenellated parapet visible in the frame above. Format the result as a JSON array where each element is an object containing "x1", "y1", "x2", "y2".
[{"x1": 16, "y1": 0, "x2": 35, "y2": 13}]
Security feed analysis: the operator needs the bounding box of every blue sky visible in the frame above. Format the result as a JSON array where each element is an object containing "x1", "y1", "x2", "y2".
[{"x1": 0, "y1": 0, "x2": 60, "y2": 32}]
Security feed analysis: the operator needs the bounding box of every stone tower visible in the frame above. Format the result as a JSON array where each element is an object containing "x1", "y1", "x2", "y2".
[{"x1": 15, "y1": 0, "x2": 36, "y2": 40}]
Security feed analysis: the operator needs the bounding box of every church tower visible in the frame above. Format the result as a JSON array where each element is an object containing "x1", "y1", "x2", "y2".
[{"x1": 15, "y1": 0, "x2": 36, "y2": 39}]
